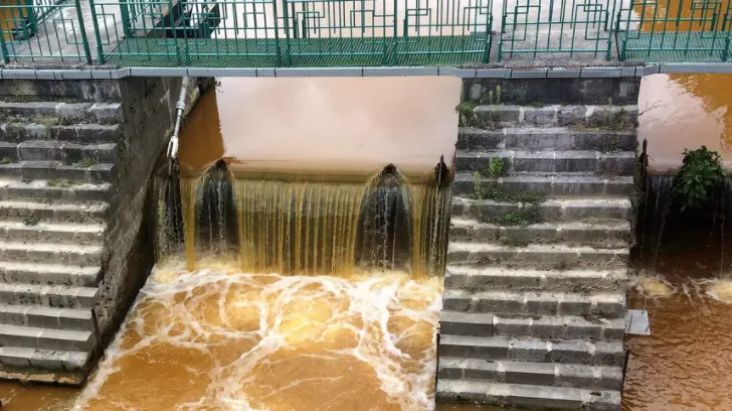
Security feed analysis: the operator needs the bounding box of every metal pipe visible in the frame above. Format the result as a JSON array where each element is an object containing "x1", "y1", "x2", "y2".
[{"x1": 167, "y1": 76, "x2": 191, "y2": 172}]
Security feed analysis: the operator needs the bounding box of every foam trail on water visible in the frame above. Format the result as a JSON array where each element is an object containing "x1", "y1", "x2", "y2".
[{"x1": 74, "y1": 256, "x2": 443, "y2": 411}]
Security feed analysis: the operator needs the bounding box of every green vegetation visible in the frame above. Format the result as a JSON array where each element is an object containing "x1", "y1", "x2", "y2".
[
  {"x1": 0, "y1": 157, "x2": 12, "y2": 165},
  {"x1": 673, "y1": 146, "x2": 727, "y2": 211},
  {"x1": 492, "y1": 205, "x2": 541, "y2": 226},
  {"x1": 48, "y1": 179, "x2": 72, "y2": 188},
  {"x1": 473, "y1": 163, "x2": 544, "y2": 226},
  {"x1": 75, "y1": 157, "x2": 98, "y2": 168},
  {"x1": 23, "y1": 215, "x2": 39, "y2": 226},
  {"x1": 606, "y1": 107, "x2": 634, "y2": 131},
  {"x1": 473, "y1": 173, "x2": 543, "y2": 204},
  {"x1": 487, "y1": 157, "x2": 505, "y2": 178},
  {"x1": 456, "y1": 101, "x2": 478, "y2": 127}
]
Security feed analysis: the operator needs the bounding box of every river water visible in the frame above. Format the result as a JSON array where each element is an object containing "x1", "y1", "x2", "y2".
[
  {"x1": 3, "y1": 71, "x2": 732, "y2": 410},
  {"x1": 76, "y1": 257, "x2": 443, "y2": 410}
]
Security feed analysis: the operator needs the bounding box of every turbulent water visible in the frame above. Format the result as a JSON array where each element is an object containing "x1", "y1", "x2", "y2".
[
  {"x1": 624, "y1": 274, "x2": 732, "y2": 410},
  {"x1": 169, "y1": 166, "x2": 451, "y2": 278},
  {"x1": 71, "y1": 257, "x2": 442, "y2": 410}
]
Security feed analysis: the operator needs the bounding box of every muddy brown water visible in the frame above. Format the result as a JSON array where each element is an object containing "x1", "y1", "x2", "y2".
[{"x1": 3, "y1": 71, "x2": 732, "y2": 409}]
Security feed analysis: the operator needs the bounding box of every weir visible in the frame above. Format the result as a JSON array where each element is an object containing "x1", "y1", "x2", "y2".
[
  {"x1": 2, "y1": 0, "x2": 732, "y2": 404},
  {"x1": 0, "y1": 73, "x2": 644, "y2": 410},
  {"x1": 166, "y1": 163, "x2": 451, "y2": 277}
]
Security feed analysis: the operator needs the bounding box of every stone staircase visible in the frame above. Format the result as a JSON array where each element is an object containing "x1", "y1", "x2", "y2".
[
  {"x1": 437, "y1": 104, "x2": 637, "y2": 410},
  {"x1": 0, "y1": 93, "x2": 121, "y2": 384}
]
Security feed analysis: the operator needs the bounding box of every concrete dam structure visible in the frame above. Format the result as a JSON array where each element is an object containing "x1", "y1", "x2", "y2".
[
  {"x1": 0, "y1": 72, "x2": 639, "y2": 410},
  {"x1": 3, "y1": 0, "x2": 732, "y2": 409}
]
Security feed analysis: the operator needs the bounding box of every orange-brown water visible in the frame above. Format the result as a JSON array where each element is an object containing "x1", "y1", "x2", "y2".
[
  {"x1": 639, "y1": 73, "x2": 732, "y2": 172},
  {"x1": 75, "y1": 256, "x2": 443, "y2": 410},
  {"x1": 624, "y1": 248, "x2": 732, "y2": 410},
  {"x1": 178, "y1": 76, "x2": 461, "y2": 178}
]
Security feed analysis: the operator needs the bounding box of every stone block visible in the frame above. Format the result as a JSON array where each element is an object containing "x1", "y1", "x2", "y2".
[
  {"x1": 509, "y1": 339, "x2": 547, "y2": 362},
  {"x1": 558, "y1": 298, "x2": 593, "y2": 316},
  {"x1": 494, "y1": 317, "x2": 530, "y2": 336},
  {"x1": 475, "y1": 105, "x2": 521, "y2": 125},
  {"x1": 523, "y1": 107, "x2": 556, "y2": 125},
  {"x1": 525, "y1": 295, "x2": 559, "y2": 315},
  {"x1": 29, "y1": 350, "x2": 66, "y2": 371},
  {"x1": 474, "y1": 295, "x2": 525, "y2": 314},
  {"x1": 0, "y1": 346, "x2": 34, "y2": 367},
  {"x1": 503, "y1": 362, "x2": 555, "y2": 386},
  {"x1": 550, "y1": 340, "x2": 593, "y2": 364}
]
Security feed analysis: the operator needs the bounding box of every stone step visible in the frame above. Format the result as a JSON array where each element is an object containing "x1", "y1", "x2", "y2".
[
  {"x1": 441, "y1": 290, "x2": 625, "y2": 319},
  {"x1": 0, "y1": 123, "x2": 121, "y2": 144},
  {"x1": 438, "y1": 334, "x2": 625, "y2": 366},
  {"x1": 15, "y1": 140, "x2": 117, "y2": 163},
  {"x1": 438, "y1": 357, "x2": 623, "y2": 391},
  {"x1": 456, "y1": 149, "x2": 636, "y2": 176},
  {"x1": 0, "y1": 221, "x2": 105, "y2": 247},
  {"x1": 0, "y1": 101, "x2": 121, "y2": 125},
  {"x1": 452, "y1": 196, "x2": 633, "y2": 223},
  {"x1": 471, "y1": 104, "x2": 638, "y2": 129},
  {"x1": 0, "y1": 79, "x2": 121, "y2": 102},
  {"x1": 444, "y1": 266, "x2": 628, "y2": 293},
  {"x1": 0, "y1": 261, "x2": 101, "y2": 286},
  {"x1": 0, "y1": 324, "x2": 94, "y2": 352},
  {"x1": 0, "y1": 241, "x2": 103, "y2": 266},
  {"x1": 0, "y1": 200, "x2": 108, "y2": 224},
  {"x1": 436, "y1": 379, "x2": 620, "y2": 410},
  {"x1": 450, "y1": 217, "x2": 632, "y2": 248},
  {"x1": 0, "y1": 179, "x2": 111, "y2": 202},
  {"x1": 0, "y1": 346, "x2": 90, "y2": 379},
  {"x1": 454, "y1": 172, "x2": 634, "y2": 197},
  {"x1": 0, "y1": 304, "x2": 93, "y2": 330},
  {"x1": 440, "y1": 311, "x2": 625, "y2": 341},
  {"x1": 0, "y1": 161, "x2": 115, "y2": 183},
  {"x1": 447, "y1": 242, "x2": 629, "y2": 270},
  {"x1": 0, "y1": 283, "x2": 97, "y2": 308},
  {"x1": 0, "y1": 142, "x2": 17, "y2": 163},
  {"x1": 457, "y1": 127, "x2": 636, "y2": 153}
]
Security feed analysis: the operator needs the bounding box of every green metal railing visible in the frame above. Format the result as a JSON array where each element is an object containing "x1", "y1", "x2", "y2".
[
  {"x1": 90, "y1": 0, "x2": 493, "y2": 66},
  {"x1": 499, "y1": 0, "x2": 618, "y2": 60},
  {"x1": 0, "y1": 0, "x2": 91, "y2": 63},
  {"x1": 617, "y1": 0, "x2": 732, "y2": 62},
  {"x1": 1, "y1": 0, "x2": 732, "y2": 67}
]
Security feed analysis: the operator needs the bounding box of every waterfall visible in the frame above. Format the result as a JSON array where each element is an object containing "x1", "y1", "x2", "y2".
[{"x1": 159, "y1": 161, "x2": 451, "y2": 277}]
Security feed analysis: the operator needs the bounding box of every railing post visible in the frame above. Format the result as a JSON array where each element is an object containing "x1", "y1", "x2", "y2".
[
  {"x1": 392, "y1": 0, "x2": 399, "y2": 65},
  {"x1": 120, "y1": 0, "x2": 134, "y2": 37},
  {"x1": 280, "y1": 0, "x2": 292, "y2": 66},
  {"x1": 75, "y1": 0, "x2": 93, "y2": 64},
  {"x1": 88, "y1": 0, "x2": 106, "y2": 64},
  {"x1": 482, "y1": 4, "x2": 493, "y2": 63},
  {"x1": 272, "y1": 0, "x2": 283, "y2": 67},
  {"x1": 24, "y1": 0, "x2": 38, "y2": 37}
]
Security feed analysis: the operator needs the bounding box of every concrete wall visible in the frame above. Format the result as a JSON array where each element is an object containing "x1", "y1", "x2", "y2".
[
  {"x1": 94, "y1": 77, "x2": 205, "y2": 350},
  {"x1": 463, "y1": 78, "x2": 642, "y2": 105}
]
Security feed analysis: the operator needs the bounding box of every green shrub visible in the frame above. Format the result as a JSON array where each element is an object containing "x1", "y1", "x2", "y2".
[
  {"x1": 487, "y1": 157, "x2": 505, "y2": 178},
  {"x1": 673, "y1": 146, "x2": 726, "y2": 211},
  {"x1": 76, "y1": 157, "x2": 98, "y2": 168},
  {"x1": 456, "y1": 101, "x2": 478, "y2": 127},
  {"x1": 492, "y1": 205, "x2": 541, "y2": 226}
]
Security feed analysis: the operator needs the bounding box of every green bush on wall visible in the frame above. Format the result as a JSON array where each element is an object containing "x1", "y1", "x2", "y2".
[{"x1": 673, "y1": 146, "x2": 727, "y2": 211}]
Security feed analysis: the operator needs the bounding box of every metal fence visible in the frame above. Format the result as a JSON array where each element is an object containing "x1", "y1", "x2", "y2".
[
  {"x1": 0, "y1": 0, "x2": 91, "y2": 63},
  {"x1": 0, "y1": 0, "x2": 731, "y2": 67},
  {"x1": 617, "y1": 0, "x2": 732, "y2": 62},
  {"x1": 498, "y1": 0, "x2": 618, "y2": 61},
  {"x1": 90, "y1": 0, "x2": 493, "y2": 66}
]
